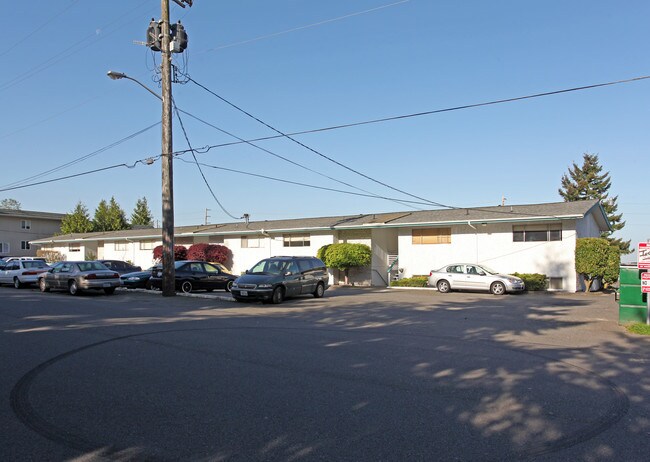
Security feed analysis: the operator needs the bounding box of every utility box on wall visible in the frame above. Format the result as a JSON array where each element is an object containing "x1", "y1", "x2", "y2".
[{"x1": 619, "y1": 265, "x2": 648, "y2": 323}]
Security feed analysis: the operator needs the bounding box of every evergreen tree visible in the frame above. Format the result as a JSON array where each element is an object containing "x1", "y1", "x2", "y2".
[
  {"x1": 60, "y1": 202, "x2": 94, "y2": 234},
  {"x1": 559, "y1": 153, "x2": 630, "y2": 253},
  {"x1": 92, "y1": 200, "x2": 111, "y2": 231},
  {"x1": 106, "y1": 197, "x2": 130, "y2": 231},
  {"x1": 131, "y1": 197, "x2": 154, "y2": 226}
]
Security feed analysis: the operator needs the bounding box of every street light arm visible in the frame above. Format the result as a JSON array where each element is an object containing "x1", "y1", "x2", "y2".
[{"x1": 106, "y1": 70, "x2": 162, "y2": 101}]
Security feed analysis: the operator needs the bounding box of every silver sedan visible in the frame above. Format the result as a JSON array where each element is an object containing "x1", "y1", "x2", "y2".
[
  {"x1": 39, "y1": 261, "x2": 121, "y2": 295},
  {"x1": 428, "y1": 263, "x2": 525, "y2": 295}
]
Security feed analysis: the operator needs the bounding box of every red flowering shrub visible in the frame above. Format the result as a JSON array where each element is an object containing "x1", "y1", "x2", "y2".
[
  {"x1": 187, "y1": 243, "x2": 231, "y2": 264},
  {"x1": 152, "y1": 245, "x2": 187, "y2": 261}
]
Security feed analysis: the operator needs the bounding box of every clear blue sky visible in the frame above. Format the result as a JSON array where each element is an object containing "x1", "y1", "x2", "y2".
[{"x1": 1, "y1": 0, "x2": 648, "y2": 257}]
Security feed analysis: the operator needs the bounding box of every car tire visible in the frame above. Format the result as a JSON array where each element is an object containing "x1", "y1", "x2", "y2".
[
  {"x1": 13, "y1": 277, "x2": 22, "y2": 289},
  {"x1": 313, "y1": 282, "x2": 325, "y2": 298},
  {"x1": 437, "y1": 280, "x2": 451, "y2": 293},
  {"x1": 145, "y1": 280, "x2": 152, "y2": 290},
  {"x1": 39, "y1": 278, "x2": 49, "y2": 292},
  {"x1": 104, "y1": 287, "x2": 116, "y2": 295},
  {"x1": 226, "y1": 280, "x2": 233, "y2": 292},
  {"x1": 490, "y1": 281, "x2": 506, "y2": 295},
  {"x1": 271, "y1": 286, "x2": 284, "y2": 304},
  {"x1": 68, "y1": 280, "x2": 80, "y2": 295},
  {"x1": 181, "y1": 281, "x2": 193, "y2": 293}
]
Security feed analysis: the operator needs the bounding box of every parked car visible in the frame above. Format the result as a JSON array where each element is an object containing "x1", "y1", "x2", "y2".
[
  {"x1": 0, "y1": 259, "x2": 50, "y2": 288},
  {"x1": 428, "y1": 263, "x2": 525, "y2": 295},
  {"x1": 38, "y1": 261, "x2": 121, "y2": 295},
  {"x1": 97, "y1": 260, "x2": 142, "y2": 275},
  {"x1": 121, "y1": 266, "x2": 160, "y2": 289},
  {"x1": 231, "y1": 256, "x2": 329, "y2": 304},
  {"x1": 149, "y1": 260, "x2": 237, "y2": 293}
]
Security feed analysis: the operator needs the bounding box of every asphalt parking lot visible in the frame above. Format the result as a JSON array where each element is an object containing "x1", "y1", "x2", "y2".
[{"x1": 1, "y1": 285, "x2": 649, "y2": 461}]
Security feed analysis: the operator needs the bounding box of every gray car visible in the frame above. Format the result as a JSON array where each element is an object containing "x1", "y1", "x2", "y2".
[
  {"x1": 38, "y1": 261, "x2": 121, "y2": 295},
  {"x1": 428, "y1": 263, "x2": 525, "y2": 295}
]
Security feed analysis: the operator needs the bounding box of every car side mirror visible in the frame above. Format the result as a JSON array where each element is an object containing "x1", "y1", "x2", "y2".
[{"x1": 245, "y1": 269, "x2": 249, "y2": 274}]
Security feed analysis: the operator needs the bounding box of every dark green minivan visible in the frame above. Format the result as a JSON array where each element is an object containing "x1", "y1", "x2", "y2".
[{"x1": 231, "y1": 256, "x2": 329, "y2": 304}]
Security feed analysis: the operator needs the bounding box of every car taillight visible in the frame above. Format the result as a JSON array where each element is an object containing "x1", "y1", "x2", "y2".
[
  {"x1": 22, "y1": 271, "x2": 39, "y2": 276},
  {"x1": 85, "y1": 273, "x2": 97, "y2": 279},
  {"x1": 429, "y1": 271, "x2": 433, "y2": 276},
  {"x1": 111, "y1": 273, "x2": 119, "y2": 278}
]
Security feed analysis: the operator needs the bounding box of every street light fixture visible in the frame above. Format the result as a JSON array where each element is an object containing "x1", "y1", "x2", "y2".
[{"x1": 107, "y1": 69, "x2": 175, "y2": 297}]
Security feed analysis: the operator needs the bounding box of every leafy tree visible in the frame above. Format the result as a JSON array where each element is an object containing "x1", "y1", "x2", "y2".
[
  {"x1": 60, "y1": 202, "x2": 94, "y2": 234},
  {"x1": 559, "y1": 153, "x2": 630, "y2": 253},
  {"x1": 321, "y1": 243, "x2": 371, "y2": 285},
  {"x1": 131, "y1": 197, "x2": 154, "y2": 227},
  {"x1": 153, "y1": 245, "x2": 187, "y2": 261},
  {"x1": 575, "y1": 238, "x2": 620, "y2": 292},
  {"x1": 187, "y1": 243, "x2": 231, "y2": 264},
  {"x1": 0, "y1": 198, "x2": 21, "y2": 210}
]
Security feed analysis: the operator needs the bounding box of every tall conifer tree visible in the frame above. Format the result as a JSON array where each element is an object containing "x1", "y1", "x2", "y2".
[
  {"x1": 60, "y1": 202, "x2": 94, "y2": 234},
  {"x1": 131, "y1": 197, "x2": 154, "y2": 226},
  {"x1": 559, "y1": 153, "x2": 630, "y2": 253}
]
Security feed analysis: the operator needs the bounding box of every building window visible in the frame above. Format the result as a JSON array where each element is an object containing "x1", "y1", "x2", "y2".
[
  {"x1": 21, "y1": 220, "x2": 31, "y2": 230},
  {"x1": 283, "y1": 234, "x2": 310, "y2": 247},
  {"x1": 21, "y1": 241, "x2": 31, "y2": 250},
  {"x1": 139, "y1": 241, "x2": 155, "y2": 250},
  {"x1": 69, "y1": 243, "x2": 81, "y2": 252},
  {"x1": 115, "y1": 242, "x2": 127, "y2": 251},
  {"x1": 241, "y1": 236, "x2": 261, "y2": 248},
  {"x1": 513, "y1": 224, "x2": 562, "y2": 242},
  {"x1": 0, "y1": 242, "x2": 10, "y2": 254},
  {"x1": 548, "y1": 277, "x2": 564, "y2": 290},
  {"x1": 412, "y1": 228, "x2": 451, "y2": 245}
]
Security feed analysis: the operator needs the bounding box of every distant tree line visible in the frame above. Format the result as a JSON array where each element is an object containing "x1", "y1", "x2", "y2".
[{"x1": 60, "y1": 197, "x2": 154, "y2": 234}]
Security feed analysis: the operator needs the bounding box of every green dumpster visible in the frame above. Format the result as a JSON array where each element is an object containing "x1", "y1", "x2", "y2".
[{"x1": 619, "y1": 265, "x2": 648, "y2": 323}]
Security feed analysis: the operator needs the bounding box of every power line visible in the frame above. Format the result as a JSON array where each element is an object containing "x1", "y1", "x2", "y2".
[
  {"x1": 185, "y1": 74, "x2": 438, "y2": 209},
  {"x1": 172, "y1": 100, "x2": 242, "y2": 220},
  {"x1": 185, "y1": 74, "x2": 650, "y2": 151},
  {"x1": 173, "y1": 105, "x2": 423, "y2": 210},
  {"x1": 204, "y1": 0, "x2": 410, "y2": 52},
  {"x1": 176, "y1": 158, "x2": 434, "y2": 206},
  {"x1": 0, "y1": 122, "x2": 161, "y2": 189}
]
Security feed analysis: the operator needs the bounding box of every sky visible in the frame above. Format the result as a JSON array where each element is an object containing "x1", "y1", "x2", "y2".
[{"x1": 1, "y1": 0, "x2": 648, "y2": 259}]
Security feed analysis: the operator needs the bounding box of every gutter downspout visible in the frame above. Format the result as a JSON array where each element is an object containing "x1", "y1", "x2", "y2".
[{"x1": 468, "y1": 221, "x2": 478, "y2": 263}]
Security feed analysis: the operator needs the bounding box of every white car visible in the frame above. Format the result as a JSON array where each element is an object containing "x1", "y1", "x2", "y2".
[
  {"x1": 428, "y1": 263, "x2": 525, "y2": 295},
  {"x1": 0, "y1": 259, "x2": 51, "y2": 288}
]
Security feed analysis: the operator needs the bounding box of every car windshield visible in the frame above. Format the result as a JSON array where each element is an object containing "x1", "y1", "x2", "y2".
[
  {"x1": 249, "y1": 259, "x2": 290, "y2": 275},
  {"x1": 77, "y1": 261, "x2": 110, "y2": 272},
  {"x1": 477, "y1": 265, "x2": 498, "y2": 275}
]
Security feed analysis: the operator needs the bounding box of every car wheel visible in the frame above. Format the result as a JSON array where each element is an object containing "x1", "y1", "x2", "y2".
[
  {"x1": 68, "y1": 280, "x2": 80, "y2": 295},
  {"x1": 226, "y1": 280, "x2": 233, "y2": 292},
  {"x1": 181, "y1": 281, "x2": 193, "y2": 293},
  {"x1": 13, "y1": 277, "x2": 22, "y2": 289},
  {"x1": 313, "y1": 282, "x2": 325, "y2": 298},
  {"x1": 437, "y1": 280, "x2": 451, "y2": 293},
  {"x1": 39, "y1": 278, "x2": 49, "y2": 292},
  {"x1": 490, "y1": 281, "x2": 506, "y2": 295},
  {"x1": 271, "y1": 286, "x2": 284, "y2": 304},
  {"x1": 144, "y1": 280, "x2": 152, "y2": 290},
  {"x1": 104, "y1": 287, "x2": 116, "y2": 295}
]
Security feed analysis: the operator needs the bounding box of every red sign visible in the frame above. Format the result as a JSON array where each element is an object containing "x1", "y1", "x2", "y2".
[
  {"x1": 643, "y1": 273, "x2": 650, "y2": 294},
  {"x1": 639, "y1": 243, "x2": 650, "y2": 270}
]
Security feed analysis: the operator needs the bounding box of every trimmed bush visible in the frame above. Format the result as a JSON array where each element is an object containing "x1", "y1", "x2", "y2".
[
  {"x1": 513, "y1": 272, "x2": 548, "y2": 291},
  {"x1": 153, "y1": 245, "x2": 187, "y2": 261},
  {"x1": 187, "y1": 243, "x2": 231, "y2": 264},
  {"x1": 390, "y1": 276, "x2": 428, "y2": 287}
]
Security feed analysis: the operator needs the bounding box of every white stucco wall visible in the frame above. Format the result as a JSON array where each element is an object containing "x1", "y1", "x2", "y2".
[{"x1": 398, "y1": 220, "x2": 579, "y2": 291}]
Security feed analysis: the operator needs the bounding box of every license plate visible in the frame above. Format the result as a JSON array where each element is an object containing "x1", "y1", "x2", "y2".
[{"x1": 240, "y1": 290, "x2": 248, "y2": 296}]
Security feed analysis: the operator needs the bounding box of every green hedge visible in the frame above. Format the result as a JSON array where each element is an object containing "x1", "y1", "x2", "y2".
[
  {"x1": 513, "y1": 273, "x2": 548, "y2": 291},
  {"x1": 390, "y1": 276, "x2": 429, "y2": 287}
]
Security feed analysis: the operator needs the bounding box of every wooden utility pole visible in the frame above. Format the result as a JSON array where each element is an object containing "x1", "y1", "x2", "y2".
[{"x1": 160, "y1": 0, "x2": 176, "y2": 296}]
